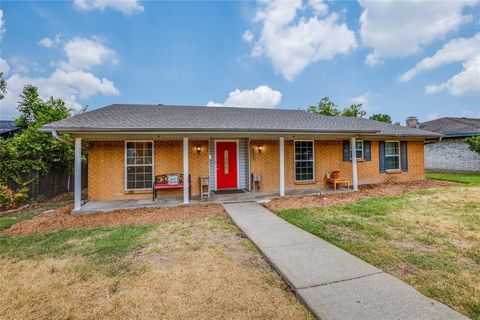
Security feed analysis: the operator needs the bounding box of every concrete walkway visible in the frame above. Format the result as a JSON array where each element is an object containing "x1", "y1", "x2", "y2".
[{"x1": 224, "y1": 202, "x2": 467, "y2": 320}]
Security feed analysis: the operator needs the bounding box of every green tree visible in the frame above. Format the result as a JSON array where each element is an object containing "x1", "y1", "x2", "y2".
[
  {"x1": 341, "y1": 103, "x2": 367, "y2": 118},
  {"x1": 0, "y1": 72, "x2": 6, "y2": 101},
  {"x1": 369, "y1": 113, "x2": 392, "y2": 123},
  {"x1": 307, "y1": 97, "x2": 341, "y2": 116},
  {"x1": 465, "y1": 136, "x2": 480, "y2": 153},
  {"x1": 0, "y1": 85, "x2": 74, "y2": 185}
]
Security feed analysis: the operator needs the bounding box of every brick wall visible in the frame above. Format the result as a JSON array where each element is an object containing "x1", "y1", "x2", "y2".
[
  {"x1": 88, "y1": 140, "x2": 209, "y2": 201},
  {"x1": 88, "y1": 139, "x2": 425, "y2": 200},
  {"x1": 425, "y1": 140, "x2": 480, "y2": 172},
  {"x1": 250, "y1": 140, "x2": 425, "y2": 193}
]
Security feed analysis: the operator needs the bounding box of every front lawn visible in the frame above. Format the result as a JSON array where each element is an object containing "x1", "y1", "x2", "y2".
[
  {"x1": 0, "y1": 216, "x2": 312, "y2": 319},
  {"x1": 426, "y1": 172, "x2": 480, "y2": 186},
  {"x1": 277, "y1": 180, "x2": 480, "y2": 319}
]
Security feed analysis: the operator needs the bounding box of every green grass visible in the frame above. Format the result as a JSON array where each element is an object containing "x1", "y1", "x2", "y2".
[
  {"x1": 0, "y1": 225, "x2": 155, "y2": 273},
  {"x1": 277, "y1": 185, "x2": 480, "y2": 319},
  {"x1": 426, "y1": 172, "x2": 480, "y2": 186}
]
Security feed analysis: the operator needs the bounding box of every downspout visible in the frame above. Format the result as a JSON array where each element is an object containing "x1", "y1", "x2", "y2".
[{"x1": 51, "y1": 130, "x2": 74, "y2": 145}]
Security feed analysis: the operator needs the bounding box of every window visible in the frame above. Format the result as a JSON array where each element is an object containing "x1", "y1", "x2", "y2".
[
  {"x1": 385, "y1": 141, "x2": 400, "y2": 170},
  {"x1": 349, "y1": 141, "x2": 364, "y2": 159},
  {"x1": 126, "y1": 141, "x2": 153, "y2": 190},
  {"x1": 294, "y1": 141, "x2": 314, "y2": 181}
]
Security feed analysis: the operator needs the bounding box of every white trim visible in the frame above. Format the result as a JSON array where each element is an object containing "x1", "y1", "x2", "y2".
[
  {"x1": 293, "y1": 140, "x2": 315, "y2": 182},
  {"x1": 124, "y1": 140, "x2": 154, "y2": 191},
  {"x1": 279, "y1": 137, "x2": 285, "y2": 197},
  {"x1": 385, "y1": 140, "x2": 401, "y2": 171},
  {"x1": 351, "y1": 138, "x2": 358, "y2": 192},
  {"x1": 247, "y1": 137, "x2": 251, "y2": 190},
  {"x1": 183, "y1": 137, "x2": 189, "y2": 204},
  {"x1": 214, "y1": 139, "x2": 240, "y2": 190},
  {"x1": 74, "y1": 138, "x2": 82, "y2": 211}
]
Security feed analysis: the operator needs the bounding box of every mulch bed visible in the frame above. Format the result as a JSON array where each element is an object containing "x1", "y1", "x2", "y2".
[
  {"x1": 264, "y1": 179, "x2": 459, "y2": 212},
  {"x1": 1, "y1": 204, "x2": 227, "y2": 236}
]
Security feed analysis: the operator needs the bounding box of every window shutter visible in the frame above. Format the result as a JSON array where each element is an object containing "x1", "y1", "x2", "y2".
[
  {"x1": 401, "y1": 141, "x2": 408, "y2": 172},
  {"x1": 343, "y1": 141, "x2": 350, "y2": 161},
  {"x1": 364, "y1": 141, "x2": 371, "y2": 161},
  {"x1": 379, "y1": 141, "x2": 386, "y2": 173}
]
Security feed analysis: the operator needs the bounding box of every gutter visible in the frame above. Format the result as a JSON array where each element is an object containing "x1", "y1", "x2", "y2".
[{"x1": 52, "y1": 130, "x2": 74, "y2": 145}]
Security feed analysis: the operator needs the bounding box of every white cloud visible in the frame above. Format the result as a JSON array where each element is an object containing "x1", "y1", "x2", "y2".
[
  {"x1": 0, "y1": 36, "x2": 120, "y2": 119},
  {"x1": 39, "y1": 37, "x2": 53, "y2": 48},
  {"x1": 398, "y1": 32, "x2": 480, "y2": 96},
  {"x1": 425, "y1": 55, "x2": 480, "y2": 96},
  {"x1": 73, "y1": 0, "x2": 144, "y2": 15},
  {"x1": 207, "y1": 85, "x2": 282, "y2": 109},
  {"x1": 308, "y1": 0, "x2": 328, "y2": 15},
  {"x1": 426, "y1": 113, "x2": 439, "y2": 121},
  {"x1": 359, "y1": 0, "x2": 478, "y2": 65},
  {"x1": 0, "y1": 9, "x2": 5, "y2": 42},
  {"x1": 38, "y1": 34, "x2": 61, "y2": 48},
  {"x1": 0, "y1": 58, "x2": 9, "y2": 75},
  {"x1": 59, "y1": 37, "x2": 118, "y2": 71},
  {"x1": 400, "y1": 33, "x2": 480, "y2": 81},
  {"x1": 242, "y1": 30, "x2": 254, "y2": 43},
  {"x1": 247, "y1": 0, "x2": 356, "y2": 80},
  {"x1": 350, "y1": 93, "x2": 368, "y2": 105}
]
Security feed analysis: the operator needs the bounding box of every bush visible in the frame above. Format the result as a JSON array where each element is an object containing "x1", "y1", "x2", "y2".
[
  {"x1": 465, "y1": 136, "x2": 480, "y2": 153},
  {"x1": 0, "y1": 185, "x2": 29, "y2": 211}
]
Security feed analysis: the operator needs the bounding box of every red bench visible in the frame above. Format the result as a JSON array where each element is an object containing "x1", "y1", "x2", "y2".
[{"x1": 152, "y1": 174, "x2": 191, "y2": 201}]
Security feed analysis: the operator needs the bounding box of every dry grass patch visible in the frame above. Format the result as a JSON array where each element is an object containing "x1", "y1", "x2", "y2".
[
  {"x1": 0, "y1": 217, "x2": 312, "y2": 320},
  {"x1": 277, "y1": 185, "x2": 480, "y2": 319},
  {"x1": 265, "y1": 179, "x2": 457, "y2": 212},
  {"x1": 1, "y1": 203, "x2": 226, "y2": 236}
]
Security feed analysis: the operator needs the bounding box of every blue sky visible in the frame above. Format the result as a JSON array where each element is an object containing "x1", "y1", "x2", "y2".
[{"x1": 0, "y1": 0, "x2": 479, "y2": 123}]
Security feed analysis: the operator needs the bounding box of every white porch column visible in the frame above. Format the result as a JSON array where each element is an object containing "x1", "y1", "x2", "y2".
[
  {"x1": 74, "y1": 138, "x2": 82, "y2": 211},
  {"x1": 351, "y1": 137, "x2": 358, "y2": 192},
  {"x1": 183, "y1": 137, "x2": 189, "y2": 204},
  {"x1": 279, "y1": 137, "x2": 285, "y2": 197}
]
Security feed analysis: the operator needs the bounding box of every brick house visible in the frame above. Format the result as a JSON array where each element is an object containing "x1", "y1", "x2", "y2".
[
  {"x1": 40, "y1": 104, "x2": 441, "y2": 212},
  {"x1": 406, "y1": 117, "x2": 479, "y2": 173}
]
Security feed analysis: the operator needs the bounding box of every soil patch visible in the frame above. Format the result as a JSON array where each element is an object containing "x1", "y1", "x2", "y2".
[
  {"x1": 1, "y1": 204, "x2": 226, "y2": 236},
  {"x1": 265, "y1": 179, "x2": 458, "y2": 212}
]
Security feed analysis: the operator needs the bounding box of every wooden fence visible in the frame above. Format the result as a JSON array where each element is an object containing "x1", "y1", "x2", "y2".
[{"x1": 7, "y1": 163, "x2": 88, "y2": 200}]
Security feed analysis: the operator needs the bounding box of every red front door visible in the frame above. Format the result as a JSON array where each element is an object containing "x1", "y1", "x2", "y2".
[{"x1": 216, "y1": 141, "x2": 238, "y2": 189}]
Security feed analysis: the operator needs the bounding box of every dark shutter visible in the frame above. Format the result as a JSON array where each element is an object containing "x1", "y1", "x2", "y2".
[
  {"x1": 343, "y1": 140, "x2": 350, "y2": 161},
  {"x1": 364, "y1": 141, "x2": 371, "y2": 161},
  {"x1": 401, "y1": 141, "x2": 408, "y2": 172},
  {"x1": 379, "y1": 141, "x2": 386, "y2": 173}
]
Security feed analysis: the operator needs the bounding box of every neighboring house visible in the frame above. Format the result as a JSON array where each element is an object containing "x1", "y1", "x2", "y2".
[
  {"x1": 40, "y1": 104, "x2": 441, "y2": 211},
  {"x1": 0, "y1": 120, "x2": 20, "y2": 138},
  {"x1": 407, "y1": 117, "x2": 479, "y2": 173}
]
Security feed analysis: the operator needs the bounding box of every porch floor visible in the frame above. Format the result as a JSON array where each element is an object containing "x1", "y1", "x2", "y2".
[{"x1": 77, "y1": 187, "x2": 351, "y2": 214}]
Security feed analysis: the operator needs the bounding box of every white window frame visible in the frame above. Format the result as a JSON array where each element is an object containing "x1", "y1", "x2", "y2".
[
  {"x1": 294, "y1": 140, "x2": 315, "y2": 182},
  {"x1": 349, "y1": 140, "x2": 364, "y2": 160},
  {"x1": 385, "y1": 140, "x2": 400, "y2": 171},
  {"x1": 125, "y1": 140, "x2": 154, "y2": 191}
]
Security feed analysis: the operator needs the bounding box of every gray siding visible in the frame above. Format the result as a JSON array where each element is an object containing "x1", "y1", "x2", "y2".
[
  {"x1": 209, "y1": 138, "x2": 250, "y2": 190},
  {"x1": 425, "y1": 141, "x2": 480, "y2": 172}
]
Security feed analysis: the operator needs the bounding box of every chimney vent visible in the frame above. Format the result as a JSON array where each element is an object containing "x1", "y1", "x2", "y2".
[{"x1": 406, "y1": 116, "x2": 419, "y2": 128}]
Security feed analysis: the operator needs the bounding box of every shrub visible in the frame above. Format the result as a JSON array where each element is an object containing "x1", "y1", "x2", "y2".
[{"x1": 0, "y1": 185, "x2": 29, "y2": 211}]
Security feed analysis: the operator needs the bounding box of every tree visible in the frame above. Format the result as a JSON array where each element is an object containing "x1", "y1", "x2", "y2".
[
  {"x1": 465, "y1": 136, "x2": 480, "y2": 153},
  {"x1": 0, "y1": 85, "x2": 74, "y2": 186},
  {"x1": 369, "y1": 113, "x2": 392, "y2": 123},
  {"x1": 0, "y1": 72, "x2": 6, "y2": 101},
  {"x1": 341, "y1": 103, "x2": 367, "y2": 118},
  {"x1": 307, "y1": 97, "x2": 341, "y2": 116}
]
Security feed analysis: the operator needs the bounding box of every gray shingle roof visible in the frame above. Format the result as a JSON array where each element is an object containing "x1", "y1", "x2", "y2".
[
  {"x1": 40, "y1": 104, "x2": 442, "y2": 137},
  {"x1": 419, "y1": 117, "x2": 480, "y2": 137}
]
